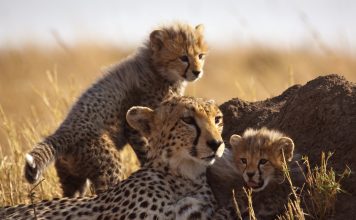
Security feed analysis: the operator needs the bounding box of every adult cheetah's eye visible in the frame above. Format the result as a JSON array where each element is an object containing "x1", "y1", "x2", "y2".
[
  {"x1": 198, "y1": 54, "x2": 205, "y2": 60},
  {"x1": 240, "y1": 158, "x2": 247, "y2": 164},
  {"x1": 181, "y1": 116, "x2": 195, "y2": 125},
  {"x1": 215, "y1": 116, "x2": 222, "y2": 124},
  {"x1": 179, "y1": 55, "x2": 189, "y2": 63},
  {"x1": 259, "y1": 159, "x2": 268, "y2": 165}
]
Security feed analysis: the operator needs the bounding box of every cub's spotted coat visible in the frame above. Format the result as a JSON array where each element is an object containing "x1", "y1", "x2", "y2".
[
  {"x1": 24, "y1": 23, "x2": 208, "y2": 196},
  {"x1": 208, "y1": 128, "x2": 305, "y2": 219}
]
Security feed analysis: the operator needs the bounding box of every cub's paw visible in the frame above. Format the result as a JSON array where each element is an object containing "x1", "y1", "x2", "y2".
[{"x1": 24, "y1": 154, "x2": 41, "y2": 184}]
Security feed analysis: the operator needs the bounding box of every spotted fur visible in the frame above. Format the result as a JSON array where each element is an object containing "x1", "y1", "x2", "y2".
[
  {"x1": 2, "y1": 96, "x2": 234, "y2": 220},
  {"x1": 23, "y1": 23, "x2": 208, "y2": 196},
  {"x1": 208, "y1": 128, "x2": 305, "y2": 219}
]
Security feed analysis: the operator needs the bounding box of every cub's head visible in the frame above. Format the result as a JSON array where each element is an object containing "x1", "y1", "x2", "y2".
[
  {"x1": 230, "y1": 128, "x2": 294, "y2": 192},
  {"x1": 149, "y1": 23, "x2": 208, "y2": 82},
  {"x1": 126, "y1": 96, "x2": 224, "y2": 178}
]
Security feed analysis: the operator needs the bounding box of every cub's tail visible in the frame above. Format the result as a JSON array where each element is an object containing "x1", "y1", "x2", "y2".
[{"x1": 24, "y1": 141, "x2": 58, "y2": 184}]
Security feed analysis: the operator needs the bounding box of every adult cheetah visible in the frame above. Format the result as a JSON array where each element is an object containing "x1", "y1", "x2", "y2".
[
  {"x1": 24, "y1": 23, "x2": 208, "y2": 196},
  {"x1": 2, "y1": 96, "x2": 236, "y2": 220}
]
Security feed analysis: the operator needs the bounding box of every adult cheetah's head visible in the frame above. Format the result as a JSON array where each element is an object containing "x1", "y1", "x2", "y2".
[
  {"x1": 126, "y1": 96, "x2": 224, "y2": 179},
  {"x1": 149, "y1": 23, "x2": 208, "y2": 82},
  {"x1": 230, "y1": 128, "x2": 294, "y2": 192}
]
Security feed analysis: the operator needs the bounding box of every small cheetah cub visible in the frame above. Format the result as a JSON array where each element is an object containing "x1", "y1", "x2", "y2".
[
  {"x1": 208, "y1": 127, "x2": 305, "y2": 219},
  {"x1": 24, "y1": 22, "x2": 208, "y2": 196}
]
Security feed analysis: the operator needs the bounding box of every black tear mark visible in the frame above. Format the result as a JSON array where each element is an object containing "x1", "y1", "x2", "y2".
[
  {"x1": 190, "y1": 118, "x2": 201, "y2": 157},
  {"x1": 258, "y1": 163, "x2": 263, "y2": 182},
  {"x1": 183, "y1": 62, "x2": 190, "y2": 79}
]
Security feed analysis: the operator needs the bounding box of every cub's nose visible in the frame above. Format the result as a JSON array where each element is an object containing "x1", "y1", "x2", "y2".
[
  {"x1": 247, "y1": 172, "x2": 255, "y2": 178},
  {"x1": 207, "y1": 139, "x2": 223, "y2": 151},
  {"x1": 192, "y1": 70, "x2": 201, "y2": 77}
]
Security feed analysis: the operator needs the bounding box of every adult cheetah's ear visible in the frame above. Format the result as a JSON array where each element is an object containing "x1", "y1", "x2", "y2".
[
  {"x1": 229, "y1": 134, "x2": 242, "y2": 150},
  {"x1": 206, "y1": 99, "x2": 215, "y2": 105},
  {"x1": 150, "y1": 29, "x2": 165, "y2": 52},
  {"x1": 126, "y1": 107, "x2": 154, "y2": 136},
  {"x1": 276, "y1": 137, "x2": 295, "y2": 162}
]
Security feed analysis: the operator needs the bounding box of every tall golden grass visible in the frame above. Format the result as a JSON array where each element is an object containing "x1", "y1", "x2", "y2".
[{"x1": 0, "y1": 43, "x2": 354, "y2": 213}]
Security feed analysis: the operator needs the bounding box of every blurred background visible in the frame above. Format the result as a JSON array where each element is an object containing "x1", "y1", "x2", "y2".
[
  {"x1": 1, "y1": 0, "x2": 356, "y2": 116},
  {"x1": 0, "y1": 0, "x2": 356, "y2": 205}
]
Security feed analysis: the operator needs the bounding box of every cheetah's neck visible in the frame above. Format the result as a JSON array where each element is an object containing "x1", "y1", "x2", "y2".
[{"x1": 146, "y1": 152, "x2": 208, "y2": 185}]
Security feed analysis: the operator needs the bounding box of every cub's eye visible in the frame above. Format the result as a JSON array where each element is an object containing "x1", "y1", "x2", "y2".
[
  {"x1": 259, "y1": 159, "x2": 268, "y2": 165},
  {"x1": 179, "y1": 55, "x2": 189, "y2": 62},
  {"x1": 240, "y1": 158, "x2": 247, "y2": 164},
  {"x1": 181, "y1": 116, "x2": 195, "y2": 125},
  {"x1": 198, "y1": 54, "x2": 205, "y2": 59},
  {"x1": 215, "y1": 116, "x2": 222, "y2": 124}
]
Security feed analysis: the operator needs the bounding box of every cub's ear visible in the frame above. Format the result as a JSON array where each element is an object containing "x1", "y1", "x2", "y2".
[
  {"x1": 229, "y1": 134, "x2": 242, "y2": 150},
  {"x1": 150, "y1": 29, "x2": 165, "y2": 52},
  {"x1": 195, "y1": 24, "x2": 205, "y2": 34},
  {"x1": 276, "y1": 137, "x2": 295, "y2": 162},
  {"x1": 126, "y1": 107, "x2": 154, "y2": 137}
]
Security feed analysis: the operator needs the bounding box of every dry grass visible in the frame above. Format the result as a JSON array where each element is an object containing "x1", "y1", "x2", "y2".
[
  {"x1": 302, "y1": 153, "x2": 351, "y2": 219},
  {"x1": 277, "y1": 154, "x2": 306, "y2": 220},
  {"x1": 237, "y1": 151, "x2": 306, "y2": 220},
  {"x1": 234, "y1": 151, "x2": 349, "y2": 220},
  {"x1": 0, "y1": 43, "x2": 355, "y2": 208},
  {"x1": 276, "y1": 152, "x2": 350, "y2": 220}
]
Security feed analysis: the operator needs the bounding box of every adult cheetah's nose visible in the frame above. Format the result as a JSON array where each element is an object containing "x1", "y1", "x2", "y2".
[
  {"x1": 192, "y1": 70, "x2": 201, "y2": 77},
  {"x1": 206, "y1": 139, "x2": 223, "y2": 151}
]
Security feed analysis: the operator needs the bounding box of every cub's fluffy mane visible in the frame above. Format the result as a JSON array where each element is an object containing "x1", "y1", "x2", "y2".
[
  {"x1": 23, "y1": 22, "x2": 207, "y2": 196},
  {"x1": 146, "y1": 22, "x2": 207, "y2": 51}
]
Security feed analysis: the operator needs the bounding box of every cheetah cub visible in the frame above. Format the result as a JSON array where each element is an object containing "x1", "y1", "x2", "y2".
[
  {"x1": 208, "y1": 127, "x2": 305, "y2": 219},
  {"x1": 24, "y1": 23, "x2": 208, "y2": 196},
  {"x1": 2, "y1": 96, "x2": 230, "y2": 220}
]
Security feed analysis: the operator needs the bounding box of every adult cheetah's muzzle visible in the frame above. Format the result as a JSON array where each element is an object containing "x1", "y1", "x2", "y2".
[{"x1": 206, "y1": 139, "x2": 223, "y2": 151}]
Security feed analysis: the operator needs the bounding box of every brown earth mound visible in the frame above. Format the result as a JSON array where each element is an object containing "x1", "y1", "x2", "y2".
[{"x1": 220, "y1": 74, "x2": 356, "y2": 219}]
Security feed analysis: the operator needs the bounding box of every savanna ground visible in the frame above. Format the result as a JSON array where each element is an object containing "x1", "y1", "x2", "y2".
[{"x1": 0, "y1": 41, "x2": 355, "y2": 218}]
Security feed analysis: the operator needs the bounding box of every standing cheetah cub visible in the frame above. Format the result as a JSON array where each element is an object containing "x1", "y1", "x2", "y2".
[
  {"x1": 2, "y1": 96, "x2": 229, "y2": 220},
  {"x1": 208, "y1": 128, "x2": 305, "y2": 219},
  {"x1": 24, "y1": 23, "x2": 208, "y2": 196}
]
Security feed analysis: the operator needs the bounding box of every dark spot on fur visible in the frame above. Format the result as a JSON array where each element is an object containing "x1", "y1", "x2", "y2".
[
  {"x1": 128, "y1": 213, "x2": 137, "y2": 219},
  {"x1": 178, "y1": 203, "x2": 193, "y2": 215},
  {"x1": 188, "y1": 211, "x2": 202, "y2": 220},
  {"x1": 140, "y1": 201, "x2": 149, "y2": 208}
]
